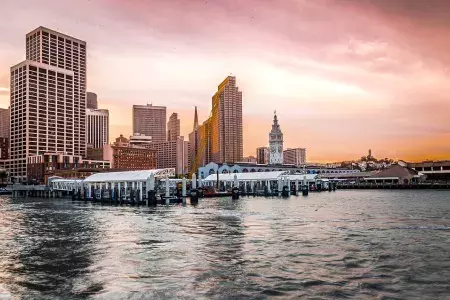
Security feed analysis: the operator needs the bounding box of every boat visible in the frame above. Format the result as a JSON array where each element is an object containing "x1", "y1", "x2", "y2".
[{"x1": 200, "y1": 187, "x2": 232, "y2": 198}]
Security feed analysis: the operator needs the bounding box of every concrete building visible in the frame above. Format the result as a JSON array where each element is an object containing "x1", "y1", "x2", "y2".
[
  {"x1": 256, "y1": 147, "x2": 269, "y2": 164},
  {"x1": 167, "y1": 112, "x2": 180, "y2": 141},
  {"x1": 86, "y1": 108, "x2": 109, "y2": 149},
  {"x1": 283, "y1": 148, "x2": 306, "y2": 166},
  {"x1": 27, "y1": 153, "x2": 110, "y2": 184},
  {"x1": 103, "y1": 144, "x2": 157, "y2": 170},
  {"x1": 210, "y1": 76, "x2": 243, "y2": 164},
  {"x1": 145, "y1": 137, "x2": 186, "y2": 175},
  {"x1": 6, "y1": 27, "x2": 87, "y2": 181},
  {"x1": 86, "y1": 146, "x2": 103, "y2": 161},
  {"x1": 133, "y1": 104, "x2": 166, "y2": 143},
  {"x1": 183, "y1": 140, "x2": 190, "y2": 175},
  {"x1": 269, "y1": 112, "x2": 283, "y2": 164},
  {"x1": 0, "y1": 138, "x2": 8, "y2": 159},
  {"x1": 86, "y1": 92, "x2": 98, "y2": 109},
  {"x1": 129, "y1": 134, "x2": 152, "y2": 148},
  {"x1": 0, "y1": 108, "x2": 10, "y2": 138}
]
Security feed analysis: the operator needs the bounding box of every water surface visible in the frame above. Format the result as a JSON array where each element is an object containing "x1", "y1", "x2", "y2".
[{"x1": 0, "y1": 190, "x2": 449, "y2": 299}]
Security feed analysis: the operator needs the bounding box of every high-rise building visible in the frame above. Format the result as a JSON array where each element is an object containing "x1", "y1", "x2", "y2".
[
  {"x1": 129, "y1": 134, "x2": 152, "y2": 148},
  {"x1": 7, "y1": 27, "x2": 87, "y2": 181},
  {"x1": 210, "y1": 76, "x2": 243, "y2": 164},
  {"x1": 167, "y1": 113, "x2": 180, "y2": 141},
  {"x1": 183, "y1": 140, "x2": 190, "y2": 175},
  {"x1": 145, "y1": 137, "x2": 186, "y2": 175},
  {"x1": 256, "y1": 147, "x2": 269, "y2": 164},
  {"x1": 87, "y1": 92, "x2": 98, "y2": 109},
  {"x1": 26, "y1": 26, "x2": 87, "y2": 158},
  {"x1": 269, "y1": 112, "x2": 283, "y2": 165},
  {"x1": 0, "y1": 108, "x2": 10, "y2": 138},
  {"x1": 86, "y1": 108, "x2": 109, "y2": 149},
  {"x1": 133, "y1": 104, "x2": 166, "y2": 143},
  {"x1": 283, "y1": 148, "x2": 306, "y2": 166}
]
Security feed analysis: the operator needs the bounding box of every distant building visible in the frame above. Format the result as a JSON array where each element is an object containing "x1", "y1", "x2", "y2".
[
  {"x1": 86, "y1": 146, "x2": 104, "y2": 161},
  {"x1": 0, "y1": 108, "x2": 10, "y2": 138},
  {"x1": 256, "y1": 147, "x2": 269, "y2": 164},
  {"x1": 103, "y1": 144, "x2": 157, "y2": 170},
  {"x1": 129, "y1": 134, "x2": 152, "y2": 148},
  {"x1": 210, "y1": 76, "x2": 243, "y2": 164},
  {"x1": 241, "y1": 156, "x2": 257, "y2": 163},
  {"x1": 0, "y1": 137, "x2": 8, "y2": 159},
  {"x1": 86, "y1": 108, "x2": 109, "y2": 149},
  {"x1": 145, "y1": 137, "x2": 186, "y2": 175},
  {"x1": 133, "y1": 104, "x2": 166, "y2": 143},
  {"x1": 114, "y1": 134, "x2": 130, "y2": 147},
  {"x1": 86, "y1": 92, "x2": 98, "y2": 109},
  {"x1": 167, "y1": 112, "x2": 180, "y2": 141},
  {"x1": 283, "y1": 148, "x2": 306, "y2": 166},
  {"x1": 269, "y1": 112, "x2": 283, "y2": 164},
  {"x1": 183, "y1": 141, "x2": 190, "y2": 175},
  {"x1": 27, "y1": 153, "x2": 110, "y2": 184}
]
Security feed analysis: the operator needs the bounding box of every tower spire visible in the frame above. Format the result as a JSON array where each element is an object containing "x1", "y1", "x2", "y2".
[{"x1": 193, "y1": 106, "x2": 199, "y2": 130}]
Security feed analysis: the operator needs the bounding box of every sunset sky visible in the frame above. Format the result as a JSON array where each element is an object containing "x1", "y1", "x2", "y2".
[{"x1": 1, "y1": 0, "x2": 450, "y2": 162}]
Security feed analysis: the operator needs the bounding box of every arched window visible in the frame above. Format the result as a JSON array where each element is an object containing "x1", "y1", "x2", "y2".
[{"x1": 242, "y1": 168, "x2": 248, "y2": 173}]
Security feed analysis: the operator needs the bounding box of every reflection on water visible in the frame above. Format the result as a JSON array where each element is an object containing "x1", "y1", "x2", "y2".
[{"x1": 0, "y1": 190, "x2": 449, "y2": 299}]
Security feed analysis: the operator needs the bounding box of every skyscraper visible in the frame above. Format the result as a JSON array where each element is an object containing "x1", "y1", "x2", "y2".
[
  {"x1": 87, "y1": 92, "x2": 98, "y2": 109},
  {"x1": 167, "y1": 112, "x2": 180, "y2": 141},
  {"x1": 133, "y1": 104, "x2": 166, "y2": 143},
  {"x1": 210, "y1": 76, "x2": 243, "y2": 164},
  {"x1": 86, "y1": 108, "x2": 109, "y2": 148},
  {"x1": 0, "y1": 108, "x2": 10, "y2": 138},
  {"x1": 26, "y1": 26, "x2": 87, "y2": 158},
  {"x1": 8, "y1": 27, "x2": 87, "y2": 181},
  {"x1": 269, "y1": 112, "x2": 283, "y2": 165}
]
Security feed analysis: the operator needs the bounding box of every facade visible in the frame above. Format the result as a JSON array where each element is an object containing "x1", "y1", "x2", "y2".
[
  {"x1": 256, "y1": 147, "x2": 269, "y2": 164},
  {"x1": 145, "y1": 137, "x2": 186, "y2": 175},
  {"x1": 283, "y1": 148, "x2": 306, "y2": 166},
  {"x1": 269, "y1": 112, "x2": 283, "y2": 164},
  {"x1": 86, "y1": 108, "x2": 109, "y2": 149},
  {"x1": 0, "y1": 137, "x2": 8, "y2": 159},
  {"x1": 27, "y1": 153, "x2": 110, "y2": 184},
  {"x1": 0, "y1": 108, "x2": 10, "y2": 138},
  {"x1": 133, "y1": 104, "x2": 166, "y2": 143},
  {"x1": 7, "y1": 27, "x2": 87, "y2": 181},
  {"x1": 103, "y1": 145, "x2": 157, "y2": 170},
  {"x1": 26, "y1": 26, "x2": 87, "y2": 158},
  {"x1": 86, "y1": 146, "x2": 104, "y2": 161},
  {"x1": 198, "y1": 162, "x2": 358, "y2": 179},
  {"x1": 129, "y1": 134, "x2": 152, "y2": 148},
  {"x1": 167, "y1": 112, "x2": 180, "y2": 141},
  {"x1": 183, "y1": 140, "x2": 190, "y2": 175},
  {"x1": 210, "y1": 76, "x2": 243, "y2": 164},
  {"x1": 86, "y1": 92, "x2": 98, "y2": 109}
]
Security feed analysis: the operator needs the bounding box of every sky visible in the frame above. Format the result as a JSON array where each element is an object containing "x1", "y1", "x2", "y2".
[{"x1": 1, "y1": 0, "x2": 450, "y2": 162}]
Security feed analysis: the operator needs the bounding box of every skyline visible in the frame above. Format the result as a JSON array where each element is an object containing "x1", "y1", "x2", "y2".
[{"x1": 1, "y1": 0, "x2": 450, "y2": 162}]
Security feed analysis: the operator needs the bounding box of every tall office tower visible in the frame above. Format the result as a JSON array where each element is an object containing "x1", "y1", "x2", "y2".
[
  {"x1": 87, "y1": 92, "x2": 98, "y2": 109},
  {"x1": 86, "y1": 108, "x2": 109, "y2": 148},
  {"x1": 210, "y1": 76, "x2": 243, "y2": 164},
  {"x1": 269, "y1": 112, "x2": 283, "y2": 165},
  {"x1": 8, "y1": 27, "x2": 87, "y2": 181},
  {"x1": 0, "y1": 108, "x2": 10, "y2": 138},
  {"x1": 133, "y1": 104, "x2": 167, "y2": 143},
  {"x1": 283, "y1": 148, "x2": 306, "y2": 166},
  {"x1": 167, "y1": 112, "x2": 180, "y2": 141},
  {"x1": 26, "y1": 26, "x2": 87, "y2": 158},
  {"x1": 256, "y1": 147, "x2": 269, "y2": 164}
]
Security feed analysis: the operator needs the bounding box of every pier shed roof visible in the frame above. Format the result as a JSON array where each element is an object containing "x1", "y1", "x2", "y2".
[{"x1": 83, "y1": 169, "x2": 175, "y2": 183}]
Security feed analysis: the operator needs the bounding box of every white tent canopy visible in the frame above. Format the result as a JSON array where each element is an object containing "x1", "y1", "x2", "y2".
[
  {"x1": 83, "y1": 169, "x2": 175, "y2": 183},
  {"x1": 203, "y1": 171, "x2": 288, "y2": 182}
]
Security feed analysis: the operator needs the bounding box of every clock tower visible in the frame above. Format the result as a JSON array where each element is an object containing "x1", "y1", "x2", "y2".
[{"x1": 269, "y1": 111, "x2": 284, "y2": 165}]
